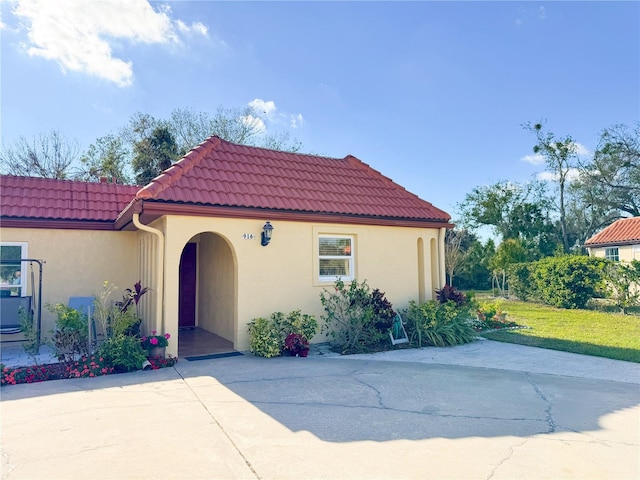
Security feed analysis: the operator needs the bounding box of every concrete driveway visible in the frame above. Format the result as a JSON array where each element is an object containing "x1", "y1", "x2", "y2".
[{"x1": 1, "y1": 340, "x2": 639, "y2": 480}]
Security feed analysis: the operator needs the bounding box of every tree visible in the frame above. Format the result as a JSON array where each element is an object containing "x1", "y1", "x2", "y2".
[
  {"x1": 0, "y1": 130, "x2": 79, "y2": 179},
  {"x1": 490, "y1": 238, "x2": 529, "y2": 295},
  {"x1": 131, "y1": 126, "x2": 180, "y2": 186},
  {"x1": 458, "y1": 180, "x2": 559, "y2": 253},
  {"x1": 168, "y1": 106, "x2": 302, "y2": 155},
  {"x1": 78, "y1": 134, "x2": 131, "y2": 184},
  {"x1": 565, "y1": 183, "x2": 621, "y2": 250},
  {"x1": 456, "y1": 238, "x2": 495, "y2": 291},
  {"x1": 119, "y1": 106, "x2": 304, "y2": 185},
  {"x1": 444, "y1": 229, "x2": 472, "y2": 287},
  {"x1": 575, "y1": 123, "x2": 640, "y2": 218},
  {"x1": 525, "y1": 121, "x2": 579, "y2": 252}
]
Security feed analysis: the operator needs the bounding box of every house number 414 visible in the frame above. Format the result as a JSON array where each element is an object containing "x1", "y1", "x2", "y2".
[{"x1": 242, "y1": 233, "x2": 255, "y2": 240}]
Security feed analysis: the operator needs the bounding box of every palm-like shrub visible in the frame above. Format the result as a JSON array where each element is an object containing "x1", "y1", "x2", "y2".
[{"x1": 404, "y1": 300, "x2": 475, "y2": 347}]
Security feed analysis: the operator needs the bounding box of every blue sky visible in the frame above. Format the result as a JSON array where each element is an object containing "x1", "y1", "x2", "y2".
[{"x1": 1, "y1": 1, "x2": 638, "y2": 221}]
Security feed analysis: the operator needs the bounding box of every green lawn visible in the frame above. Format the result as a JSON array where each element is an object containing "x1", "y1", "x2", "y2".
[{"x1": 480, "y1": 299, "x2": 640, "y2": 363}]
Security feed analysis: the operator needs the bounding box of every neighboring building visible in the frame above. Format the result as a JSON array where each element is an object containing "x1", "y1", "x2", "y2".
[
  {"x1": 584, "y1": 217, "x2": 640, "y2": 262},
  {"x1": 0, "y1": 137, "x2": 453, "y2": 356}
]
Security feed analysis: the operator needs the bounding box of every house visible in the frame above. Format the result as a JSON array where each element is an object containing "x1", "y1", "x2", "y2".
[
  {"x1": 584, "y1": 217, "x2": 640, "y2": 262},
  {"x1": 0, "y1": 136, "x2": 453, "y2": 356}
]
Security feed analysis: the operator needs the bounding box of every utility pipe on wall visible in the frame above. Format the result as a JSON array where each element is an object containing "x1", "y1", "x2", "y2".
[{"x1": 132, "y1": 213, "x2": 165, "y2": 334}]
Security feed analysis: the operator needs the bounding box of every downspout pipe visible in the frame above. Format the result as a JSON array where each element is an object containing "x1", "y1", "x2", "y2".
[{"x1": 132, "y1": 213, "x2": 165, "y2": 334}]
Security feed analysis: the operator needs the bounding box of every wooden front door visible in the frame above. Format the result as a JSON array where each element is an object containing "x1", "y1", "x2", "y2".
[{"x1": 179, "y1": 243, "x2": 197, "y2": 328}]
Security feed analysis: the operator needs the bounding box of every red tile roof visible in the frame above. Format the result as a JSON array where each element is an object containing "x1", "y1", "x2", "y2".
[
  {"x1": 0, "y1": 175, "x2": 138, "y2": 223},
  {"x1": 2, "y1": 138, "x2": 452, "y2": 229},
  {"x1": 584, "y1": 217, "x2": 640, "y2": 247},
  {"x1": 135, "y1": 137, "x2": 451, "y2": 222}
]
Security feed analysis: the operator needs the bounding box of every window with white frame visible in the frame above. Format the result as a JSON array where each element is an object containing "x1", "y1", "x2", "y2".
[
  {"x1": 318, "y1": 235, "x2": 354, "y2": 282},
  {"x1": 605, "y1": 247, "x2": 619, "y2": 261},
  {"x1": 0, "y1": 242, "x2": 28, "y2": 297}
]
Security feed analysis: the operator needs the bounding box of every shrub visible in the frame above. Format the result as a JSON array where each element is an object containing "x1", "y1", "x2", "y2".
[
  {"x1": 274, "y1": 310, "x2": 319, "y2": 342},
  {"x1": 248, "y1": 317, "x2": 282, "y2": 357},
  {"x1": 435, "y1": 285, "x2": 467, "y2": 307},
  {"x1": 403, "y1": 300, "x2": 476, "y2": 347},
  {"x1": 284, "y1": 333, "x2": 309, "y2": 356},
  {"x1": 248, "y1": 311, "x2": 319, "y2": 357},
  {"x1": 97, "y1": 335, "x2": 147, "y2": 373},
  {"x1": 508, "y1": 263, "x2": 534, "y2": 301},
  {"x1": 531, "y1": 255, "x2": 606, "y2": 309},
  {"x1": 19, "y1": 306, "x2": 40, "y2": 363},
  {"x1": 48, "y1": 303, "x2": 90, "y2": 364},
  {"x1": 110, "y1": 309, "x2": 142, "y2": 338},
  {"x1": 370, "y1": 288, "x2": 396, "y2": 331},
  {"x1": 320, "y1": 279, "x2": 393, "y2": 354},
  {"x1": 603, "y1": 259, "x2": 640, "y2": 314}
]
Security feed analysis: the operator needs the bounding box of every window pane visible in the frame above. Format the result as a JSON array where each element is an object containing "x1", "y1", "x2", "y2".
[
  {"x1": 319, "y1": 237, "x2": 351, "y2": 256},
  {"x1": 0, "y1": 246, "x2": 22, "y2": 286},
  {"x1": 0, "y1": 244, "x2": 25, "y2": 297},
  {"x1": 319, "y1": 259, "x2": 350, "y2": 277},
  {"x1": 605, "y1": 248, "x2": 619, "y2": 261}
]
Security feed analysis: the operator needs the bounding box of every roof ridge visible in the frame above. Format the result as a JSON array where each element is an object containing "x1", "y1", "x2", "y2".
[{"x1": 136, "y1": 136, "x2": 222, "y2": 200}]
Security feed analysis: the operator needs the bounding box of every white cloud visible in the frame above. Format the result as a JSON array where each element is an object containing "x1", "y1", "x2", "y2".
[
  {"x1": 10, "y1": 0, "x2": 209, "y2": 87},
  {"x1": 245, "y1": 98, "x2": 304, "y2": 133},
  {"x1": 537, "y1": 168, "x2": 581, "y2": 183},
  {"x1": 521, "y1": 153, "x2": 545, "y2": 165},
  {"x1": 248, "y1": 98, "x2": 277, "y2": 116},
  {"x1": 241, "y1": 114, "x2": 266, "y2": 133},
  {"x1": 573, "y1": 142, "x2": 591, "y2": 157},
  {"x1": 290, "y1": 113, "x2": 304, "y2": 129},
  {"x1": 522, "y1": 142, "x2": 591, "y2": 166},
  {"x1": 538, "y1": 6, "x2": 547, "y2": 20}
]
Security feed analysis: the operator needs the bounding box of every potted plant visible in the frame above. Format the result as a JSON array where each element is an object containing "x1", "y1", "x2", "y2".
[
  {"x1": 284, "y1": 332, "x2": 310, "y2": 357},
  {"x1": 141, "y1": 331, "x2": 170, "y2": 358}
]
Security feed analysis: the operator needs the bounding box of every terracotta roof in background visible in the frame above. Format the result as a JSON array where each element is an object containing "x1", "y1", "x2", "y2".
[
  {"x1": 136, "y1": 137, "x2": 451, "y2": 222},
  {"x1": 0, "y1": 175, "x2": 139, "y2": 222},
  {"x1": 584, "y1": 217, "x2": 640, "y2": 247}
]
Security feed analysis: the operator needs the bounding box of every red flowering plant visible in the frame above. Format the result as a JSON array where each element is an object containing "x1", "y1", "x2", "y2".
[
  {"x1": 1, "y1": 364, "x2": 65, "y2": 386},
  {"x1": 66, "y1": 355, "x2": 114, "y2": 378},
  {"x1": 284, "y1": 332, "x2": 309, "y2": 356},
  {"x1": 146, "y1": 355, "x2": 178, "y2": 370},
  {"x1": 141, "y1": 330, "x2": 170, "y2": 353}
]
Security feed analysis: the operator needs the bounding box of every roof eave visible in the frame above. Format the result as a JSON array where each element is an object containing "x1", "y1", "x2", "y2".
[
  {"x1": 127, "y1": 200, "x2": 454, "y2": 229},
  {"x1": 0, "y1": 217, "x2": 118, "y2": 231},
  {"x1": 584, "y1": 239, "x2": 640, "y2": 249}
]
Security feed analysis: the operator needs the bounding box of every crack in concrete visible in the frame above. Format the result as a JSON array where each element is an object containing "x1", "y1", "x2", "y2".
[
  {"x1": 352, "y1": 376, "x2": 386, "y2": 408},
  {"x1": 485, "y1": 438, "x2": 530, "y2": 480},
  {"x1": 249, "y1": 398, "x2": 551, "y2": 427},
  {"x1": 174, "y1": 366, "x2": 261, "y2": 479},
  {"x1": 1, "y1": 449, "x2": 16, "y2": 480},
  {"x1": 527, "y1": 373, "x2": 556, "y2": 433}
]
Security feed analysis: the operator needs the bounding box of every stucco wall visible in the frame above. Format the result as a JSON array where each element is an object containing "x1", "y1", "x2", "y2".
[
  {"x1": 589, "y1": 244, "x2": 640, "y2": 262},
  {"x1": 196, "y1": 233, "x2": 236, "y2": 342},
  {"x1": 161, "y1": 215, "x2": 444, "y2": 355},
  {"x1": 1, "y1": 228, "x2": 138, "y2": 336}
]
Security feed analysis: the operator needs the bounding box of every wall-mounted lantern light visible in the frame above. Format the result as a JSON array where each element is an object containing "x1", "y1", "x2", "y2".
[{"x1": 261, "y1": 221, "x2": 274, "y2": 246}]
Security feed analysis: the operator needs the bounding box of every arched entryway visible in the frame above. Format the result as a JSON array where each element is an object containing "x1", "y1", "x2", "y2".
[{"x1": 178, "y1": 232, "x2": 237, "y2": 358}]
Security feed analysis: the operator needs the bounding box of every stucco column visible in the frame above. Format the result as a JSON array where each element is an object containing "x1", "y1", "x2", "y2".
[{"x1": 438, "y1": 227, "x2": 446, "y2": 289}]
